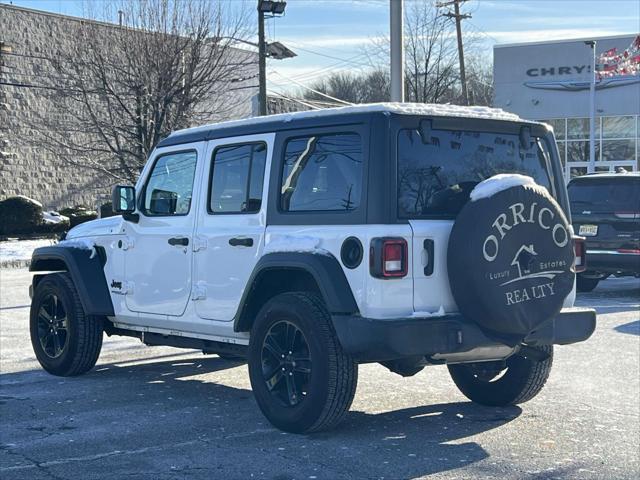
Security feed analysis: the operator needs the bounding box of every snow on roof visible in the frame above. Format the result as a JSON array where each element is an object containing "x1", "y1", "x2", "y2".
[{"x1": 170, "y1": 102, "x2": 531, "y2": 138}]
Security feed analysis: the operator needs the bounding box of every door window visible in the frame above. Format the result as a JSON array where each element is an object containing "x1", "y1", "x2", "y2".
[
  {"x1": 143, "y1": 151, "x2": 197, "y2": 216},
  {"x1": 209, "y1": 143, "x2": 267, "y2": 214},
  {"x1": 280, "y1": 133, "x2": 362, "y2": 212}
]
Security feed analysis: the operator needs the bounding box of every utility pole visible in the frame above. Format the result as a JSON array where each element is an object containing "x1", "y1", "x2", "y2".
[
  {"x1": 257, "y1": 1, "x2": 288, "y2": 116},
  {"x1": 437, "y1": 0, "x2": 471, "y2": 105},
  {"x1": 390, "y1": 0, "x2": 404, "y2": 102},
  {"x1": 257, "y1": 6, "x2": 267, "y2": 116}
]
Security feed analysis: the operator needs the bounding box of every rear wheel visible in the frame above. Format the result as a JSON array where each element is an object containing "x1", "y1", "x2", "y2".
[
  {"x1": 448, "y1": 345, "x2": 553, "y2": 406},
  {"x1": 30, "y1": 273, "x2": 103, "y2": 376},
  {"x1": 576, "y1": 273, "x2": 603, "y2": 292},
  {"x1": 248, "y1": 292, "x2": 358, "y2": 433}
]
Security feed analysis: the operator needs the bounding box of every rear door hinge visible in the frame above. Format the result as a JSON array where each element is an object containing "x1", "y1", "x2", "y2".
[
  {"x1": 121, "y1": 237, "x2": 135, "y2": 251},
  {"x1": 118, "y1": 281, "x2": 134, "y2": 295},
  {"x1": 193, "y1": 235, "x2": 208, "y2": 252},
  {"x1": 191, "y1": 282, "x2": 207, "y2": 301}
]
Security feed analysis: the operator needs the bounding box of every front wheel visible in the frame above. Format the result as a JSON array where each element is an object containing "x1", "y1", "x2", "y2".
[
  {"x1": 30, "y1": 273, "x2": 103, "y2": 376},
  {"x1": 448, "y1": 345, "x2": 553, "y2": 406},
  {"x1": 248, "y1": 292, "x2": 358, "y2": 433}
]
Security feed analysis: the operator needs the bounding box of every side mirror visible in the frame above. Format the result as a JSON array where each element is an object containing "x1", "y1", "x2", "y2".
[{"x1": 112, "y1": 185, "x2": 136, "y2": 214}]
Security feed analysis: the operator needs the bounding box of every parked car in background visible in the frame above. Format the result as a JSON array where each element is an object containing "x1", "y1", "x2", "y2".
[{"x1": 568, "y1": 172, "x2": 640, "y2": 292}]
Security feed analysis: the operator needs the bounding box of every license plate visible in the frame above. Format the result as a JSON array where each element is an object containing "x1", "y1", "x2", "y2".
[{"x1": 579, "y1": 224, "x2": 598, "y2": 236}]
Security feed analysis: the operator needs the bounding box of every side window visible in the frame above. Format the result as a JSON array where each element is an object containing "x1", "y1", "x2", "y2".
[
  {"x1": 281, "y1": 133, "x2": 362, "y2": 212},
  {"x1": 143, "y1": 151, "x2": 197, "y2": 216},
  {"x1": 209, "y1": 143, "x2": 267, "y2": 214}
]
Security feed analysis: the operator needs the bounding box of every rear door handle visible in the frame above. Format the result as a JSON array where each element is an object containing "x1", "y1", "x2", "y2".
[
  {"x1": 229, "y1": 237, "x2": 254, "y2": 247},
  {"x1": 423, "y1": 239, "x2": 434, "y2": 276},
  {"x1": 168, "y1": 237, "x2": 189, "y2": 246}
]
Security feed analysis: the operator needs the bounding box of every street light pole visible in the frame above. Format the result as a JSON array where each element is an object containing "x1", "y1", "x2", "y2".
[
  {"x1": 585, "y1": 40, "x2": 597, "y2": 173},
  {"x1": 258, "y1": 7, "x2": 267, "y2": 116},
  {"x1": 390, "y1": 0, "x2": 404, "y2": 102}
]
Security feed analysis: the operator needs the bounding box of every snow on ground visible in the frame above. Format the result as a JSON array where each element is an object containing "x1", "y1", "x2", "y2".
[
  {"x1": 42, "y1": 211, "x2": 69, "y2": 224},
  {"x1": 0, "y1": 239, "x2": 56, "y2": 268}
]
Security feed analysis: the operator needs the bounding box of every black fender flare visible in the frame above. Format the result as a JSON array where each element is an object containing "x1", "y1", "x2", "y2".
[
  {"x1": 234, "y1": 252, "x2": 358, "y2": 332},
  {"x1": 30, "y1": 246, "x2": 115, "y2": 317}
]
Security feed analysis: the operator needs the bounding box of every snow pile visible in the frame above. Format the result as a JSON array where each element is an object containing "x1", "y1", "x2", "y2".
[
  {"x1": 56, "y1": 238, "x2": 97, "y2": 258},
  {"x1": 0, "y1": 239, "x2": 56, "y2": 267},
  {"x1": 42, "y1": 211, "x2": 70, "y2": 224},
  {"x1": 14, "y1": 195, "x2": 43, "y2": 208},
  {"x1": 263, "y1": 235, "x2": 328, "y2": 255},
  {"x1": 411, "y1": 306, "x2": 446, "y2": 318},
  {"x1": 170, "y1": 102, "x2": 528, "y2": 139},
  {"x1": 470, "y1": 174, "x2": 546, "y2": 202}
]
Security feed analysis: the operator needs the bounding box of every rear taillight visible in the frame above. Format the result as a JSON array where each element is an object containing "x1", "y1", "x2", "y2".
[
  {"x1": 573, "y1": 236, "x2": 587, "y2": 273},
  {"x1": 614, "y1": 211, "x2": 640, "y2": 219},
  {"x1": 370, "y1": 238, "x2": 408, "y2": 278}
]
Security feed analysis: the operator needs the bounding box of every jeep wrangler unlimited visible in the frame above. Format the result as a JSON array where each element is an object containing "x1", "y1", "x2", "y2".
[{"x1": 29, "y1": 104, "x2": 596, "y2": 433}]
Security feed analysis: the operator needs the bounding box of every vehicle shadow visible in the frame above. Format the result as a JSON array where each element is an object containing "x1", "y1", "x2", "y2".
[
  {"x1": 614, "y1": 320, "x2": 640, "y2": 336},
  {"x1": 1, "y1": 354, "x2": 520, "y2": 479}
]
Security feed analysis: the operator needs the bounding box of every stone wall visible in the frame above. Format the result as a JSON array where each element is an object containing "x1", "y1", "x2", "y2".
[{"x1": 0, "y1": 5, "x2": 257, "y2": 210}]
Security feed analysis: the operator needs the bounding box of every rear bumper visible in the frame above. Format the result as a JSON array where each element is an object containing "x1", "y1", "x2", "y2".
[
  {"x1": 331, "y1": 307, "x2": 596, "y2": 362},
  {"x1": 586, "y1": 250, "x2": 640, "y2": 274}
]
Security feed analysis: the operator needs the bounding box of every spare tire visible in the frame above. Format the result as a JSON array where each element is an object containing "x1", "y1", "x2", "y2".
[{"x1": 447, "y1": 177, "x2": 575, "y2": 346}]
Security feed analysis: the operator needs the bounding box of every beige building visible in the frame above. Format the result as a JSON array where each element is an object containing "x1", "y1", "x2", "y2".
[{"x1": 0, "y1": 4, "x2": 258, "y2": 209}]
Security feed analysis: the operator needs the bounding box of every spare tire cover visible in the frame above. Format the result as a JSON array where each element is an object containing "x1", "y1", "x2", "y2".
[{"x1": 447, "y1": 181, "x2": 574, "y2": 346}]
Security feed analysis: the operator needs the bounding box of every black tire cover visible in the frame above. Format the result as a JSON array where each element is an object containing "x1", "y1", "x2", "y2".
[{"x1": 447, "y1": 180, "x2": 575, "y2": 346}]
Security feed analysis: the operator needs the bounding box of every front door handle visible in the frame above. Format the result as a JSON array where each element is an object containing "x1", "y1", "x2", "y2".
[
  {"x1": 229, "y1": 237, "x2": 254, "y2": 247},
  {"x1": 168, "y1": 237, "x2": 189, "y2": 246}
]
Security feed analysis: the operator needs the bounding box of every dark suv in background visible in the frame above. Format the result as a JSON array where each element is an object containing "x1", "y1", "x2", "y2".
[{"x1": 568, "y1": 172, "x2": 640, "y2": 292}]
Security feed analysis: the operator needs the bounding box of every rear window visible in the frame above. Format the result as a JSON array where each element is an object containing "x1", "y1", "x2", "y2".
[
  {"x1": 397, "y1": 128, "x2": 554, "y2": 218},
  {"x1": 568, "y1": 178, "x2": 640, "y2": 214},
  {"x1": 281, "y1": 133, "x2": 362, "y2": 212}
]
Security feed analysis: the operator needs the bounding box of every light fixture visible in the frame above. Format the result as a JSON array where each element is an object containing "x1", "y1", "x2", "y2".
[{"x1": 258, "y1": 0, "x2": 287, "y2": 15}]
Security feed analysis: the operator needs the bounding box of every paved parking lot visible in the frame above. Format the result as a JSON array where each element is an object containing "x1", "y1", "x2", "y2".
[{"x1": 1, "y1": 267, "x2": 638, "y2": 479}]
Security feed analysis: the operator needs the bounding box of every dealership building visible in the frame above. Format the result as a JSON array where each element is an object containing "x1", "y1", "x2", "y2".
[{"x1": 494, "y1": 34, "x2": 640, "y2": 181}]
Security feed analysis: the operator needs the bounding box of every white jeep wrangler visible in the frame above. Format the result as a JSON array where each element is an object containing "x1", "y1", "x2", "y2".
[{"x1": 29, "y1": 104, "x2": 596, "y2": 433}]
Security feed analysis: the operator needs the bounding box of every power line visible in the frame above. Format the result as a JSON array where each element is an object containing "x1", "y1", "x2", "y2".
[
  {"x1": 276, "y1": 52, "x2": 372, "y2": 84},
  {"x1": 269, "y1": 70, "x2": 353, "y2": 105},
  {"x1": 276, "y1": 39, "x2": 374, "y2": 69},
  {"x1": 266, "y1": 90, "x2": 322, "y2": 110}
]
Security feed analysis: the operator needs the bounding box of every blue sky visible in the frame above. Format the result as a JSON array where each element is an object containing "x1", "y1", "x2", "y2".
[{"x1": 4, "y1": 0, "x2": 640, "y2": 95}]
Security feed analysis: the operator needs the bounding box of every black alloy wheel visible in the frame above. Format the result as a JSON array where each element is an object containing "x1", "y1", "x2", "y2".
[
  {"x1": 30, "y1": 272, "x2": 103, "y2": 376},
  {"x1": 36, "y1": 293, "x2": 69, "y2": 358},
  {"x1": 248, "y1": 292, "x2": 358, "y2": 433},
  {"x1": 261, "y1": 320, "x2": 312, "y2": 407}
]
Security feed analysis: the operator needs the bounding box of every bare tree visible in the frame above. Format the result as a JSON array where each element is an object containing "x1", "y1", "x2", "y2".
[
  {"x1": 302, "y1": 69, "x2": 389, "y2": 104},
  {"x1": 302, "y1": 1, "x2": 493, "y2": 108},
  {"x1": 23, "y1": 0, "x2": 253, "y2": 183},
  {"x1": 465, "y1": 55, "x2": 494, "y2": 107}
]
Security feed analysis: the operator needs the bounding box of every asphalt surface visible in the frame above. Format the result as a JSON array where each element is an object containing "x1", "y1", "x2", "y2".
[{"x1": 1, "y1": 268, "x2": 638, "y2": 480}]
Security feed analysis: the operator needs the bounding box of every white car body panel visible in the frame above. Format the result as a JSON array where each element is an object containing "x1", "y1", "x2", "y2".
[
  {"x1": 60, "y1": 119, "x2": 576, "y2": 345},
  {"x1": 193, "y1": 133, "x2": 274, "y2": 322}
]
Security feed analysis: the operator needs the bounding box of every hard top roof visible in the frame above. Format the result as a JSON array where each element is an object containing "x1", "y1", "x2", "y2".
[{"x1": 157, "y1": 102, "x2": 540, "y2": 148}]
